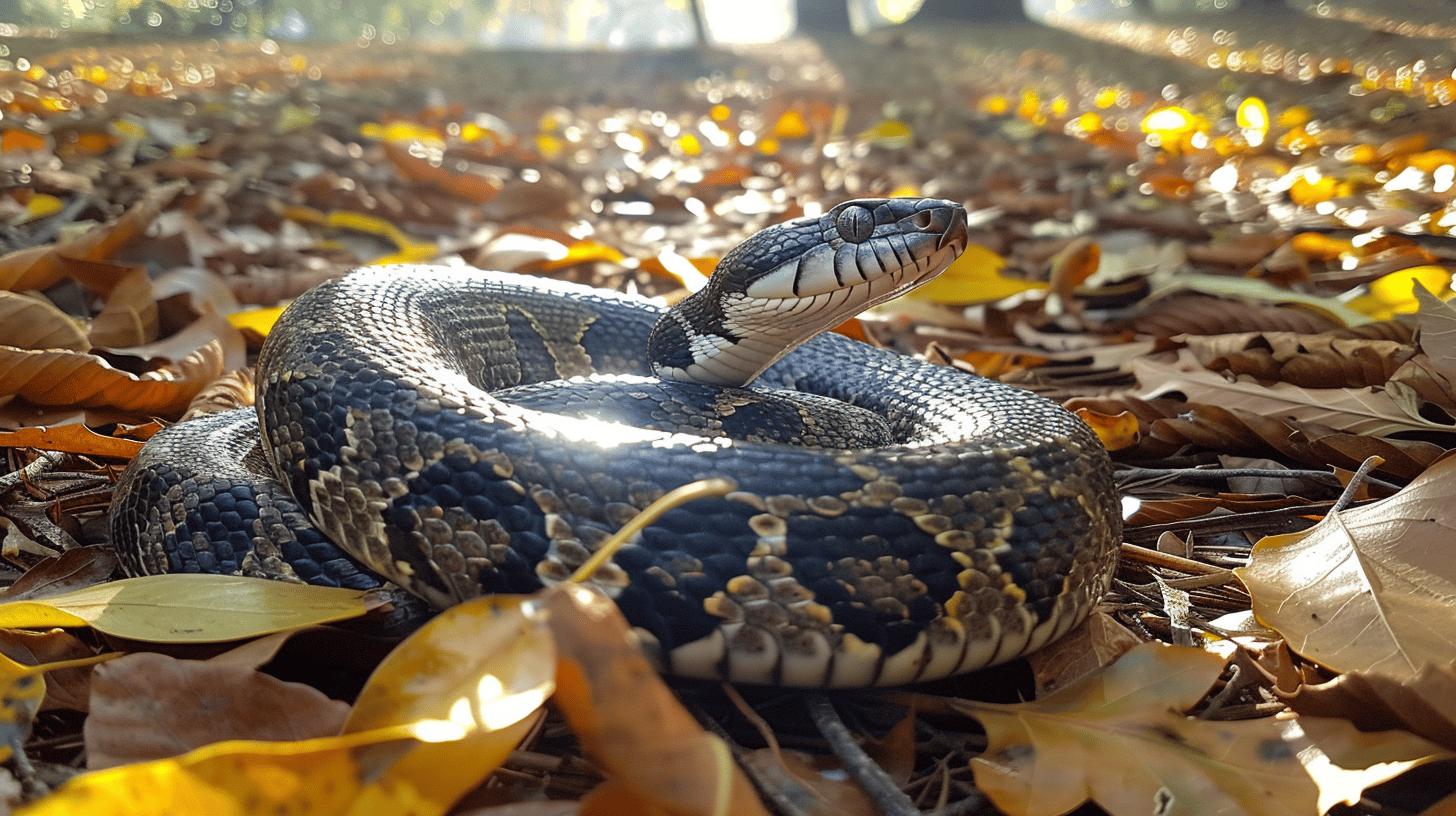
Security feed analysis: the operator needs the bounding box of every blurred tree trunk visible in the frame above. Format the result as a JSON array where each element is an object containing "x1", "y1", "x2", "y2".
[{"x1": 914, "y1": 0, "x2": 1028, "y2": 23}]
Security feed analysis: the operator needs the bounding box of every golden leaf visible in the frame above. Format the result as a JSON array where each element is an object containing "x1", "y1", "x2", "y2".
[
  {"x1": 0, "y1": 424, "x2": 142, "y2": 459},
  {"x1": 1072, "y1": 408, "x2": 1138, "y2": 452},
  {"x1": 909, "y1": 244, "x2": 1047, "y2": 305},
  {"x1": 343, "y1": 595, "x2": 555, "y2": 814}
]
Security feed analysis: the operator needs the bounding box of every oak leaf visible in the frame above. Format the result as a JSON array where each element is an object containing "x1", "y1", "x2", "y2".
[{"x1": 1235, "y1": 455, "x2": 1456, "y2": 680}]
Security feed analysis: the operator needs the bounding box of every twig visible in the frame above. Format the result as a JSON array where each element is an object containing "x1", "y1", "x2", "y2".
[
  {"x1": 1123, "y1": 501, "x2": 1352, "y2": 544},
  {"x1": 1331, "y1": 455, "x2": 1383, "y2": 514},
  {"x1": 1118, "y1": 542, "x2": 1236, "y2": 580},
  {"x1": 1116, "y1": 466, "x2": 1402, "y2": 494},
  {"x1": 806, "y1": 695, "x2": 921, "y2": 816}
]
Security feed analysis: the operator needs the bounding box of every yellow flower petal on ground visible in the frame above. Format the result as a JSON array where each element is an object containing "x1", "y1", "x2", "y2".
[{"x1": 1345, "y1": 266, "x2": 1452, "y2": 320}]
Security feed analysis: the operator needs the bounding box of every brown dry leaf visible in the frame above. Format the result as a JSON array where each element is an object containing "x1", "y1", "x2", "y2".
[
  {"x1": 1180, "y1": 331, "x2": 1414, "y2": 389},
  {"x1": 954, "y1": 642, "x2": 1447, "y2": 816},
  {"x1": 0, "y1": 546, "x2": 119, "y2": 601},
  {"x1": 0, "y1": 336, "x2": 225, "y2": 415},
  {"x1": 87, "y1": 265, "x2": 159, "y2": 349},
  {"x1": 1281, "y1": 665, "x2": 1456, "y2": 751},
  {"x1": 0, "y1": 424, "x2": 143, "y2": 459},
  {"x1": 0, "y1": 292, "x2": 89, "y2": 351},
  {"x1": 546, "y1": 583, "x2": 770, "y2": 816},
  {"x1": 182, "y1": 367, "x2": 255, "y2": 420},
  {"x1": 1067, "y1": 396, "x2": 1445, "y2": 481},
  {"x1": 84, "y1": 650, "x2": 350, "y2": 769},
  {"x1": 110, "y1": 310, "x2": 247, "y2": 371},
  {"x1": 1122, "y1": 295, "x2": 1341, "y2": 338},
  {"x1": 1236, "y1": 454, "x2": 1456, "y2": 680},
  {"x1": 1135, "y1": 353, "x2": 1456, "y2": 437},
  {"x1": 0, "y1": 181, "x2": 184, "y2": 293},
  {"x1": 1027, "y1": 609, "x2": 1144, "y2": 696},
  {"x1": 0, "y1": 629, "x2": 97, "y2": 711}
]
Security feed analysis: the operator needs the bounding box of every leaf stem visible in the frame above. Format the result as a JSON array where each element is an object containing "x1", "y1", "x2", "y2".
[{"x1": 567, "y1": 477, "x2": 736, "y2": 585}]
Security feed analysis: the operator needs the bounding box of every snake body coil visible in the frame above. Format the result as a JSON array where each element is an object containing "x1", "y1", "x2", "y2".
[{"x1": 112, "y1": 199, "x2": 1120, "y2": 687}]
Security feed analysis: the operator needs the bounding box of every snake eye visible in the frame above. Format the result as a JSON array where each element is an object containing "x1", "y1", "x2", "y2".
[{"x1": 835, "y1": 206, "x2": 874, "y2": 243}]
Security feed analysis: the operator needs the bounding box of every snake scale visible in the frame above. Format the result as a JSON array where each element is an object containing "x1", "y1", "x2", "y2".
[{"x1": 111, "y1": 198, "x2": 1120, "y2": 687}]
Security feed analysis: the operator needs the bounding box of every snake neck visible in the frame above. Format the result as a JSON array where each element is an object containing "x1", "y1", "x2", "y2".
[{"x1": 647, "y1": 283, "x2": 795, "y2": 387}]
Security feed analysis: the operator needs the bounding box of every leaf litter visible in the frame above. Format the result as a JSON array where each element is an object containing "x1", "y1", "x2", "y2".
[{"x1": 0, "y1": 14, "x2": 1452, "y2": 816}]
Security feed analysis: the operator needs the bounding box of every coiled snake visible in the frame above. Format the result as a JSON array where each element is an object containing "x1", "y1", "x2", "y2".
[{"x1": 111, "y1": 198, "x2": 1120, "y2": 687}]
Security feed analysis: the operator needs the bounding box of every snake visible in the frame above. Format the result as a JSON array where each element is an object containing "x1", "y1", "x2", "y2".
[{"x1": 111, "y1": 197, "x2": 1120, "y2": 688}]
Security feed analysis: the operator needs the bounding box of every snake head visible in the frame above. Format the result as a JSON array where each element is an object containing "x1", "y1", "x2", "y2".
[{"x1": 650, "y1": 197, "x2": 969, "y2": 387}]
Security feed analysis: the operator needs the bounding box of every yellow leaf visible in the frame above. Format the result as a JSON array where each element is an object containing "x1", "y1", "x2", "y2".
[
  {"x1": 769, "y1": 109, "x2": 809, "y2": 140},
  {"x1": 21, "y1": 725, "x2": 463, "y2": 816},
  {"x1": 527, "y1": 240, "x2": 626, "y2": 273},
  {"x1": 227, "y1": 305, "x2": 288, "y2": 343},
  {"x1": 0, "y1": 575, "x2": 375, "y2": 643},
  {"x1": 860, "y1": 119, "x2": 912, "y2": 149},
  {"x1": 20, "y1": 194, "x2": 63, "y2": 223},
  {"x1": 344, "y1": 595, "x2": 555, "y2": 813},
  {"x1": 1236, "y1": 454, "x2": 1456, "y2": 680},
  {"x1": 909, "y1": 244, "x2": 1047, "y2": 305},
  {"x1": 1345, "y1": 266, "x2": 1453, "y2": 320},
  {"x1": 1072, "y1": 408, "x2": 1138, "y2": 452}
]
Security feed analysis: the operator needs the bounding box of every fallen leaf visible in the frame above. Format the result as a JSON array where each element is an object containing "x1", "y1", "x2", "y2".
[
  {"x1": 0, "y1": 546, "x2": 119, "y2": 600},
  {"x1": 0, "y1": 181, "x2": 184, "y2": 293},
  {"x1": 182, "y1": 368, "x2": 256, "y2": 420},
  {"x1": 1236, "y1": 455, "x2": 1456, "y2": 680},
  {"x1": 0, "y1": 336, "x2": 225, "y2": 415},
  {"x1": 909, "y1": 244, "x2": 1047, "y2": 305},
  {"x1": 1346, "y1": 266, "x2": 1453, "y2": 320},
  {"x1": 1072, "y1": 407, "x2": 1138, "y2": 451},
  {"x1": 1415, "y1": 284, "x2": 1456, "y2": 384},
  {"x1": 952, "y1": 642, "x2": 1446, "y2": 816},
  {"x1": 0, "y1": 575, "x2": 376, "y2": 643},
  {"x1": 737, "y1": 750, "x2": 878, "y2": 816},
  {"x1": 1280, "y1": 665, "x2": 1456, "y2": 751},
  {"x1": 343, "y1": 595, "x2": 555, "y2": 815},
  {"x1": 84, "y1": 651, "x2": 350, "y2": 769},
  {"x1": 0, "y1": 629, "x2": 96, "y2": 711},
  {"x1": 87, "y1": 265, "x2": 158, "y2": 348},
  {"x1": 227, "y1": 304, "x2": 288, "y2": 344},
  {"x1": 1136, "y1": 353, "x2": 1456, "y2": 437},
  {"x1": 1027, "y1": 609, "x2": 1144, "y2": 696},
  {"x1": 0, "y1": 424, "x2": 143, "y2": 459},
  {"x1": 0, "y1": 292, "x2": 89, "y2": 351},
  {"x1": 546, "y1": 584, "x2": 770, "y2": 816}
]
